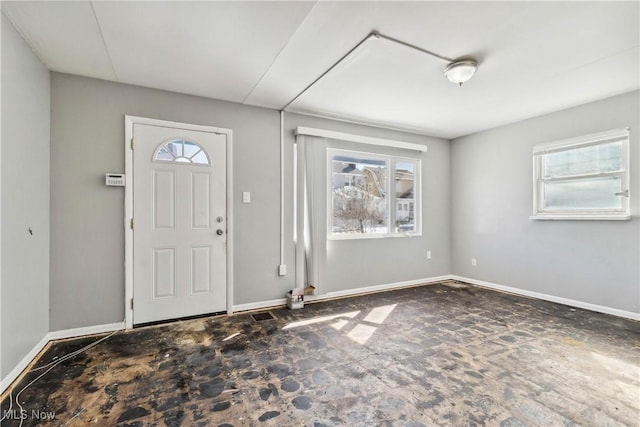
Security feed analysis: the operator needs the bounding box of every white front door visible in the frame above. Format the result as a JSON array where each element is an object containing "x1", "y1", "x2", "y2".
[{"x1": 133, "y1": 123, "x2": 227, "y2": 324}]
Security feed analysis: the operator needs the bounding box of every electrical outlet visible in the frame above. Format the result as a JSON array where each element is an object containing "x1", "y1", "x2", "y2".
[
  {"x1": 427, "y1": 251, "x2": 432, "y2": 260},
  {"x1": 278, "y1": 264, "x2": 287, "y2": 276},
  {"x1": 471, "y1": 258, "x2": 477, "y2": 267}
]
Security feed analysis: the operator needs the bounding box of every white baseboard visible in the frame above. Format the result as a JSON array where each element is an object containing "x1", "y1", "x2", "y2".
[
  {"x1": 1, "y1": 322, "x2": 126, "y2": 395},
  {"x1": 451, "y1": 275, "x2": 640, "y2": 321},
  {"x1": 0, "y1": 334, "x2": 49, "y2": 395},
  {"x1": 309, "y1": 275, "x2": 451, "y2": 302},
  {"x1": 232, "y1": 276, "x2": 451, "y2": 313},
  {"x1": 48, "y1": 322, "x2": 126, "y2": 341}
]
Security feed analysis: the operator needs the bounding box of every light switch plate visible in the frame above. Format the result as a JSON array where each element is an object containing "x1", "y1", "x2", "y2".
[{"x1": 242, "y1": 192, "x2": 251, "y2": 203}]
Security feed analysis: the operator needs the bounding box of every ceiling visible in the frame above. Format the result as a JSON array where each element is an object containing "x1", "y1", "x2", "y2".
[{"x1": 2, "y1": 1, "x2": 638, "y2": 139}]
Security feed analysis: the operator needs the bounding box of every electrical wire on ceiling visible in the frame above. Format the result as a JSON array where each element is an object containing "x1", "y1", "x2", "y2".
[{"x1": 282, "y1": 30, "x2": 480, "y2": 111}]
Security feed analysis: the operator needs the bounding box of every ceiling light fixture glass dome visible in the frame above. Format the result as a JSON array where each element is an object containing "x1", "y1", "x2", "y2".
[{"x1": 444, "y1": 60, "x2": 478, "y2": 86}]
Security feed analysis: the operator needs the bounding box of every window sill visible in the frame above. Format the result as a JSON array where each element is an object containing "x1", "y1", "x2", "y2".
[{"x1": 530, "y1": 214, "x2": 631, "y2": 221}]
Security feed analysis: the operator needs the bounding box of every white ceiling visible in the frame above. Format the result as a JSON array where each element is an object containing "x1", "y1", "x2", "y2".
[{"x1": 2, "y1": 1, "x2": 638, "y2": 139}]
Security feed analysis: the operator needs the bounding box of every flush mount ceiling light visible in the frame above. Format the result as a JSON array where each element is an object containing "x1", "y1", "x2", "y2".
[{"x1": 444, "y1": 60, "x2": 478, "y2": 86}]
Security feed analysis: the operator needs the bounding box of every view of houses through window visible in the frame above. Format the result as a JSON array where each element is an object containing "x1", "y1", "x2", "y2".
[
  {"x1": 330, "y1": 150, "x2": 419, "y2": 237},
  {"x1": 395, "y1": 161, "x2": 416, "y2": 232}
]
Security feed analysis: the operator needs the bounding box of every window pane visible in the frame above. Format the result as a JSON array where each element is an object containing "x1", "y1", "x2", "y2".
[
  {"x1": 154, "y1": 140, "x2": 210, "y2": 165},
  {"x1": 191, "y1": 150, "x2": 208, "y2": 164},
  {"x1": 395, "y1": 162, "x2": 415, "y2": 232},
  {"x1": 166, "y1": 141, "x2": 183, "y2": 158},
  {"x1": 155, "y1": 147, "x2": 174, "y2": 161},
  {"x1": 543, "y1": 141, "x2": 622, "y2": 178},
  {"x1": 183, "y1": 140, "x2": 201, "y2": 158},
  {"x1": 332, "y1": 155, "x2": 388, "y2": 234},
  {"x1": 543, "y1": 176, "x2": 622, "y2": 210}
]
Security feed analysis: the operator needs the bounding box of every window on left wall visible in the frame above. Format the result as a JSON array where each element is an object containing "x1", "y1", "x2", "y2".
[{"x1": 329, "y1": 149, "x2": 420, "y2": 238}]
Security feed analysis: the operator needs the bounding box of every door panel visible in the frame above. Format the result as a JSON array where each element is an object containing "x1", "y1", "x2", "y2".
[
  {"x1": 153, "y1": 248, "x2": 176, "y2": 298},
  {"x1": 191, "y1": 172, "x2": 211, "y2": 229},
  {"x1": 191, "y1": 246, "x2": 211, "y2": 294},
  {"x1": 153, "y1": 170, "x2": 176, "y2": 230},
  {"x1": 133, "y1": 123, "x2": 226, "y2": 324}
]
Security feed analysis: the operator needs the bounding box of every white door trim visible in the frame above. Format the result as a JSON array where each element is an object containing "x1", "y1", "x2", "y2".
[{"x1": 124, "y1": 115, "x2": 234, "y2": 329}]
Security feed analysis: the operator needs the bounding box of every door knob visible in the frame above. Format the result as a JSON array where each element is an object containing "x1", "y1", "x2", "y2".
[{"x1": 216, "y1": 229, "x2": 224, "y2": 236}]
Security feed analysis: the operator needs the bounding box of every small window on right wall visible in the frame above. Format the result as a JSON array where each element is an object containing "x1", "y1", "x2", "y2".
[{"x1": 532, "y1": 128, "x2": 630, "y2": 220}]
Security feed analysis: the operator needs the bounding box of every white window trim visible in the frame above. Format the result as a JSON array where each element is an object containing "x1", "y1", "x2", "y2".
[
  {"x1": 327, "y1": 148, "x2": 422, "y2": 239},
  {"x1": 531, "y1": 128, "x2": 630, "y2": 221}
]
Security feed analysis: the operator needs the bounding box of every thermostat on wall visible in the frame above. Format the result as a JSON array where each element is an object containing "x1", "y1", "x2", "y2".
[{"x1": 105, "y1": 173, "x2": 125, "y2": 187}]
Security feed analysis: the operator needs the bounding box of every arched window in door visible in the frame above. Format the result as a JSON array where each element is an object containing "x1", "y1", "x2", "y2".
[{"x1": 153, "y1": 139, "x2": 210, "y2": 165}]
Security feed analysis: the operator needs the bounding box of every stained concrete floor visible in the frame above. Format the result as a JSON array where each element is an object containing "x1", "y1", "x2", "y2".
[{"x1": 2, "y1": 281, "x2": 639, "y2": 426}]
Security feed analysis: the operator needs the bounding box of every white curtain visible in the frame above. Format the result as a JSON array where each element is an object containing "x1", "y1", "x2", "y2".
[{"x1": 295, "y1": 135, "x2": 326, "y2": 293}]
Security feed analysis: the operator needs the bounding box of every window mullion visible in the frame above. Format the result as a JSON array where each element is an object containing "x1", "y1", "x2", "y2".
[
  {"x1": 389, "y1": 159, "x2": 395, "y2": 235},
  {"x1": 542, "y1": 170, "x2": 624, "y2": 183}
]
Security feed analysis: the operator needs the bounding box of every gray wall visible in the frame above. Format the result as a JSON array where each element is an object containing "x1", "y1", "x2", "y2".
[
  {"x1": 451, "y1": 91, "x2": 640, "y2": 314},
  {"x1": 1, "y1": 13, "x2": 50, "y2": 379},
  {"x1": 50, "y1": 73, "x2": 450, "y2": 330},
  {"x1": 50, "y1": 73, "x2": 281, "y2": 330},
  {"x1": 50, "y1": 69, "x2": 636, "y2": 333}
]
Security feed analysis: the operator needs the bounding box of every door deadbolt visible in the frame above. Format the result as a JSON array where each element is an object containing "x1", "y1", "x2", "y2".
[
  {"x1": 216, "y1": 229, "x2": 224, "y2": 236},
  {"x1": 216, "y1": 216, "x2": 224, "y2": 223}
]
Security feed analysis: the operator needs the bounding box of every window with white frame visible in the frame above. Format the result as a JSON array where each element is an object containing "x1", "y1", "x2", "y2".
[
  {"x1": 532, "y1": 128, "x2": 630, "y2": 220},
  {"x1": 329, "y1": 149, "x2": 420, "y2": 237}
]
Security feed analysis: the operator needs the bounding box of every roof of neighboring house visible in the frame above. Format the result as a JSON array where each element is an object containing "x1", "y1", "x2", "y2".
[
  {"x1": 334, "y1": 163, "x2": 416, "y2": 198},
  {"x1": 362, "y1": 168, "x2": 385, "y2": 198},
  {"x1": 332, "y1": 162, "x2": 365, "y2": 175},
  {"x1": 395, "y1": 169, "x2": 414, "y2": 180}
]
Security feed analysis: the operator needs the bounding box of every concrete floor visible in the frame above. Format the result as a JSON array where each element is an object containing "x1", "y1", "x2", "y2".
[{"x1": 1, "y1": 281, "x2": 639, "y2": 426}]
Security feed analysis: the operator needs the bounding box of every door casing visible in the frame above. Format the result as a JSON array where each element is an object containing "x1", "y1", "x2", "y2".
[{"x1": 124, "y1": 115, "x2": 234, "y2": 329}]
